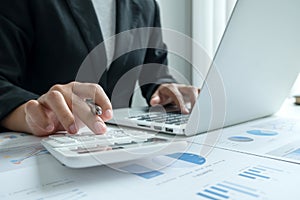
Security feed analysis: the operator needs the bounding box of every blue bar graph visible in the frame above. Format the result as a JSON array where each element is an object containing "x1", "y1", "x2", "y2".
[
  {"x1": 204, "y1": 189, "x2": 229, "y2": 199},
  {"x1": 238, "y1": 166, "x2": 276, "y2": 181},
  {"x1": 197, "y1": 181, "x2": 259, "y2": 199},
  {"x1": 210, "y1": 186, "x2": 228, "y2": 193},
  {"x1": 217, "y1": 184, "x2": 259, "y2": 198},
  {"x1": 238, "y1": 173, "x2": 256, "y2": 179},
  {"x1": 243, "y1": 171, "x2": 270, "y2": 179},
  {"x1": 197, "y1": 192, "x2": 219, "y2": 200},
  {"x1": 196, "y1": 164, "x2": 284, "y2": 199},
  {"x1": 248, "y1": 169, "x2": 261, "y2": 173}
]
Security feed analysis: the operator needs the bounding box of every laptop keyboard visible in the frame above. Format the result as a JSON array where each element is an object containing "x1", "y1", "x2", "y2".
[{"x1": 129, "y1": 112, "x2": 189, "y2": 125}]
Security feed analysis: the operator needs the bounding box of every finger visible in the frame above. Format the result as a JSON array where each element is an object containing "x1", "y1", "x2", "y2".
[
  {"x1": 38, "y1": 91, "x2": 78, "y2": 134},
  {"x1": 159, "y1": 93, "x2": 175, "y2": 106},
  {"x1": 71, "y1": 82, "x2": 113, "y2": 120},
  {"x1": 179, "y1": 87, "x2": 200, "y2": 109},
  {"x1": 154, "y1": 96, "x2": 173, "y2": 106},
  {"x1": 150, "y1": 86, "x2": 174, "y2": 106},
  {"x1": 24, "y1": 100, "x2": 55, "y2": 136},
  {"x1": 150, "y1": 90, "x2": 161, "y2": 106},
  {"x1": 160, "y1": 85, "x2": 189, "y2": 114},
  {"x1": 71, "y1": 94, "x2": 107, "y2": 134}
]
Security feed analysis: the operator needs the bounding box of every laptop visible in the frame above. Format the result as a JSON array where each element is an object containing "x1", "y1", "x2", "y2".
[{"x1": 108, "y1": 0, "x2": 300, "y2": 136}]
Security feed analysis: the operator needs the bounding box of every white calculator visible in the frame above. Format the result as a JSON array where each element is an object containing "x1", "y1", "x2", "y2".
[{"x1": 41, "y1": 129, "x2": 187, "y2": 168}]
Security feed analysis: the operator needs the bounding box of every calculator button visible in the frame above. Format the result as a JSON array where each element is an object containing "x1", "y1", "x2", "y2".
[
  {"x1": 49, "y1": 135, "x2": 75, "y2": 144},
  {"x1": 108, "y1": 137, "x2": 133, "y2": 145},
  {"x1": 74, "y1": 136, "x2": 96, "y2": 142},
  {"x1": 94, "y1": 135, "x2": 113, "y2": 140}
]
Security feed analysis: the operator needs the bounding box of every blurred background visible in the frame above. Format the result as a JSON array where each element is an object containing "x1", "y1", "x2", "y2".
[{"x1": 132, "y1": 0, "x2": 300, "y2": 106}]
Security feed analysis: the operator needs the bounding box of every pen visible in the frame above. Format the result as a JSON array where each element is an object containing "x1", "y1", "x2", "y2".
[{"x1": 85, "y1": 98, "x2": 102, "y2": 116}]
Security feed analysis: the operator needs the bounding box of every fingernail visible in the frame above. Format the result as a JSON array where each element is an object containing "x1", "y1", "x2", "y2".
[
  {"x1": 69, "y1": 124, "x2": 78, "y2": 134},
  {"x1": 46, "y1": 124, "x2": 54, "y2": 132},
  {"x1": 94, "y1": 121, "x2": 106, "y2": 133},
  {"x1": 105, "y1": 109, "x2": 113, "y2": 118}
]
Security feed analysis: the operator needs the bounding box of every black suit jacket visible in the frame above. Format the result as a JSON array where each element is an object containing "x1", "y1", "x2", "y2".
[{"x1": 0, "y1": 0, "x2": 176, "y2": 126}]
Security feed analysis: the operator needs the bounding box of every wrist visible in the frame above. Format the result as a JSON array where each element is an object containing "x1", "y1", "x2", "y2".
[{"x1": 0, "y1": 103, "x2": 32, "y2": 134}]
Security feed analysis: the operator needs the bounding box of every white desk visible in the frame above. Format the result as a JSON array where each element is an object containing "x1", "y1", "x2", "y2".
[{"x1": 1, "y1": 99, "x2": 300, "y2": 200}]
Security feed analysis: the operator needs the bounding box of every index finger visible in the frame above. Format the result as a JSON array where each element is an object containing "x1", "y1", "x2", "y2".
[{"x1": 71, "y1": 82, "x2": 113, "y2": 121}]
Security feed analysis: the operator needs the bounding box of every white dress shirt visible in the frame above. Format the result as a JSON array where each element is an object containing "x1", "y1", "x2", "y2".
[{"x1": 91, "y1": 0, "x2": 116, "y2": 68}]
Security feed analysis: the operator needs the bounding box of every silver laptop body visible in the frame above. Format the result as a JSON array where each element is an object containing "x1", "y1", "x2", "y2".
[{"x1": 108, "y1": 0, "x2": 300, "y2": 136}]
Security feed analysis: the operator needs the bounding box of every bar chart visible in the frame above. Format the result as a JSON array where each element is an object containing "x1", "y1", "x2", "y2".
[
  {"x1": 197, "y1": 181, "x2": 260, "y2": 199},
  {"x1": 238, "y1": 166, "x2": 276, "y2": 180},
  {"x1": 197, "y1": 165, "x2": 285, "y2": 199}
]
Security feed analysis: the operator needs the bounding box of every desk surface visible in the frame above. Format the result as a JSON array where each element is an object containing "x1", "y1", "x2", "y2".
[{"x1": 1, "y1": 99, "x2": 300, "y2": 200}]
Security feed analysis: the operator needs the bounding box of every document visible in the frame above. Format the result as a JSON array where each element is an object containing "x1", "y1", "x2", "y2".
[
  {"x1": 1, "y1": 142, "x2": 300, "y2": 200},
  {"x1": 190, "y1": 116, "x2": 300, "y2": 164},
  {"x1": 0, "y1": 132, "x2": 42, "y2": 149}
]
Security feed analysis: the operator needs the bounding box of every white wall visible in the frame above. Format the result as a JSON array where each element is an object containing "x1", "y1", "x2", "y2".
[
  {"x1": 132, "y1": 0, "x2": 193, "y2": 106},
  {"x1": 192, "y1": 0, "x2": 237, "y2": 87},
  {"x1": 156, "y1": 0, "x2": 193, "y2": 82}
]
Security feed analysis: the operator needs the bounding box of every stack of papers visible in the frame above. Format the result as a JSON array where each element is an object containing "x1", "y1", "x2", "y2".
[{"x1": 1, "y1": 101, "x2": 300, "y2": 199}]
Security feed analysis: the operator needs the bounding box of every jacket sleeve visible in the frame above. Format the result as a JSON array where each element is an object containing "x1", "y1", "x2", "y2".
[
  {"x1": 139, "y1": 0, "x2": 177, "y2": 105},
  {"x1": 0, "y1": 1, "x2": 39, "y2": 126}
]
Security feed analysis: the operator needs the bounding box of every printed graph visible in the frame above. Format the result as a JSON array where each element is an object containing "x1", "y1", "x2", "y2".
[
  {"x1": 0, "y1": 145, "x2": 50, "y2": 172},
  {"x1": 166, "y1": 153, "x2": 206, "y2": 165},
  {"x1": 0, "y1": 132, "x2": 41, "y2": 149},
  {"x1": 0, "y1": 133, "x2": 28, "y2": 143},
  {"x1": 254, "y1": 119, "x2": 299, "y2": 132},
  {"x1": 197, "y1": 181, "x2": 260, "y2": 199},
  {"x1": 9, "y1": 146, "x2": 49, "y2": 165},
  {"x1": 120, "y1": 153, "x2": 206, "y2": 179},
  {"x1": 246, "y1": 130, "x2": 278, "y2": 136},
  {"x1": 267, "y1": 141, "x2": 300, "y2": 162},
  {"x1": 197, "y1": 164, "x2": 285, "y2": 199},
  {"x1": 228, "y1": 136, "x2": 254, "y2": 142},
  {"x1": 284, "y1": 148, "x2": 300, "y2": 160}
]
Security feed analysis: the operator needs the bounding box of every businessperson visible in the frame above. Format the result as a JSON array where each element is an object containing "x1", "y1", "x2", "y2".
[{"x1": 0, "y1": 0, "x2": 199, "y2": 136}]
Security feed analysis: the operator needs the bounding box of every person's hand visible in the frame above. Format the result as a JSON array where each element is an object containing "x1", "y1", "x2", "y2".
[
  {"x1": 3, "y1": 82, "x2": 113, "y2": 136},
  {"x1": 28, "y1": 82, "x2": 113, "y2": 136},
  {"x1": 150, "y1": 83, "x2": 200, "y2": 114}
]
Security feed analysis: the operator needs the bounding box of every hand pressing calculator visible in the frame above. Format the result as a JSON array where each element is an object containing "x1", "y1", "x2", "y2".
[{"x1": 41, "y1": 129, "x2": 187, "y2": 168}]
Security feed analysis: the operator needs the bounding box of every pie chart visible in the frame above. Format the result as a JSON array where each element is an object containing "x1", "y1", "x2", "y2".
[{"x1": 247, "y1": 130, "x2": 278, "y2": 136}]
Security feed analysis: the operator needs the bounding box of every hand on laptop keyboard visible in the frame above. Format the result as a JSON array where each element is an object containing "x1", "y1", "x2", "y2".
[{"x1": 150, "y1": 83, "x2": 200, "y2": 114}]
